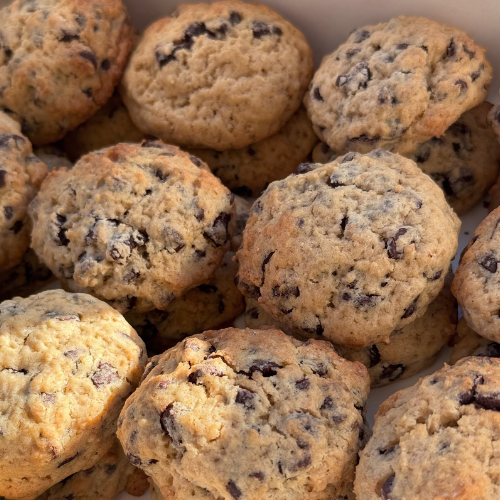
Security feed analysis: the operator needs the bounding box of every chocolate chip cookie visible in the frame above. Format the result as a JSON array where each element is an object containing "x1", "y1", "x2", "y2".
[
  {"x1": 62, "y1": 92, "x2": 145, "y2": 162},
  {"x1": 0, "y1": 290, "x2": 147, "y2": 500},
  {"x1": 0, "y1": 110, "x2": 48, "y2": 272},
  {"x1": 190, "y1": 107, "x2": 318, "y2": 197},
  {"x1": 29, "y1": 141, "x2": 235, "y2": 313},
  {"x1": 117, "y1": 327, "x2": 370, "y2": 500},
  {"x1": 126, "y1": 252, "x2": 245, "y2": 354},
  {"x1": 121, "y1": 0, "x2": 313, "y2": 150},
  {"x1": 246, "y1": 283, "x2": 457, "y2": 387},
  {"x1": 408, "y1": 102, "x2": 500, "y2": 214},
  {"x1": 304, "y1": 16, "x2": 492, "y2": 155},
  {"x1": 452, "y1": 205, "x2": 500, "y2": 341},
  {"x1": 355, "y1": 357, "x2": 500, "y2": 500},
  {"x1": 236, "y1": 150, "x2": 460, "y2": 348},
  {"x1": 0, "y1": 0, "x2": 134, "y2": 146}
]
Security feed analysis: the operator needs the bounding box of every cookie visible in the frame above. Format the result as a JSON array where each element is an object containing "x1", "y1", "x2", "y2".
[
  {"x1": 117, "y1": 327, "x2": 370, "y2": 500},
  {"x1": 304, "y1": 16, "x2": 492, "y2": 156},
  {"x1": 33, "y1": 146, "x2": 73, "y2": 171},
  {"x1": 121, "y1": 0, "x2": 313, "y2": 150},
  {"x1": 450, "y1": 318, "x2": 500, "y2": 365},
  {"x1": 452, "y1": 205, "x2": 500, "y2": 341},
  {"x1": 35, "y1": 439, "x2": 136, "y2": 500},
  {"x1": 488, "y1": 99, "x2": 500, "y2": 142},
  {"x1": 190, "y1": 107, "x2": 318, "y2": 197},
  {"x1": 408, "y1": 102, "x2": 500, "y2": 214},
  {"x1": 246, "y1": 283, "x2": 457, "y2": 387},
  {"x1": 29, "y1": 141, "x2": 235, "y2": 313},
  {"x1": 0, "y1": 0, "x2": 134, "y2": 146},
  {"x1": 355, "y1": 357, "x2": 500, "y2": 500},
  {"x1": 62, "y1": 92, "x2": 145, "y2": 162},
  {"x1": 125, "y1": 252, "x2": 245, "y2": 354},
  {"x1": 0, "y1": 249, "x2": 55, "y2": 302},
  {"x1": 236, "y1": 150, "x2": 460, "y2": 349},
  {"x1": 0, "y1": 110, "x2": 48, "y2": 272},
  {"x1": 231, "y1": 195, "x2": 252, "y2": 251},
  {"x1": 0, "y1": 290, "x2": 147, "y2": 500}
]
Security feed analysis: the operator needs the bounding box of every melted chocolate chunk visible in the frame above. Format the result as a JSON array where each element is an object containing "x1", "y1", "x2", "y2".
[
  {"x1": 313, "y1": 87, "x2": 324, "y2": 101},
  {"x1": 295, "y1": 162, "x2": 316, "y2": 175},
  {"x1": 58, "y1": 452, "x2": 79, "y2": 468},
  {"x1": 203, "y1": 213, "x2": 231, "y2": 247},
  {"x1": 160, "y1": 404, "x2": 183, "y2": 446},
  {"x1": 229, "y1": 11, "x2": 242, "y2": 25},
  {"x1": 380, "y1": 364, "x2": 405, "y2": 382},
  {"x1": 252, "y1": 21, "x2": 282, "y2": 38},
  {"x1": 353, "y1": 29, "x2": 370, "y2": 43},
  {"x1": 91, "y1": 362, "x2": 120, "y2": 388},
  {"x1": 11, "y1": 220, "x2": 23, "y2": 234},
  {"x1": 446, "y1": 39, "x2": 456, "y2": 58},
  {"x1": 249, "y1": 471, "x2": 264, "y2": 481},
  {"x1": 348, "y1": 134, "x2": 380, "y2": 144},
  {"x1": 237, "y1": 278, "x2": 261, "y2": 299},
  {"x1": 164, "y1": 227, "x2": 185, "y2": 253},
  {"x1": 295, "y1": 378, "x2": 310, "y2": 390},
  {"x1": 127, "y1": 453, "x2": 142, "y2": 467},
  {"x1": 368, "y1": 345, "x2": 381, "y2": 368},
  {"x1": 247, "y1": 359, "x2": 281, "y2": 377},
  {"x1": 0, "y1": 169, "x2": 6, "y2": 188},
  {"x1": 320, "y1": 396, "x2": 334, "y2": 410},
  {"x1": 455, "y1": 79, "x2": 468, "y2": 94},
  {"x1": 336, "y1": 62, "x2": 371, "y2": 91},
  {"x1": 458, "y1": 374, "x2": 484, "y2": 405},
  {"x1": 479, "y1": 254, "x2": 498, "y2": 273},
  {"x1": 79, "y1": 50, "x2": 97, "y2": 68},
  {"x1": 190, "y1": 155, "x2": 203, "y2": 168},
  {"x1": 386, "y1": 227, "x2": 408, "y2": 259},
  {"x1": 59, "y1": 30, "x2": 79, "y2": 42},
  {"x1": 235, "y1": 388, "x2": 255, "y2": 409},
  {"x1": 381, "y1": 474, "x2": 395, "y2": 499},
  {"x1": 188, "y1": 369, "x2": 203, "y2": 385},
  {"x1": 226, "y1": 480, "x2": 242, "y2": 500},
  {"x1": 272, "y1": 284, "x2": 300, "y2": 298},
  {"x1": 401, "y1": 296, "x2": 419, "y2": 319}
]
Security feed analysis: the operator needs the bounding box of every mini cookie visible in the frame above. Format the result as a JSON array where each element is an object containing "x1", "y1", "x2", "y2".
[
  {"x1": 231, "y1": 195, "x2": 252, "y2": 251},
  {"x1": 0, "y1": 0, "x2": 134, "y2": 146},
  {"x1": 126, "y1": 252, "x2": 245, "y2": 354},
  {"x1": 452, "y1": 205, "x2": 500, "y2": 341},
  {"x1": 62, "y1": 92, "x2": 145, "y2": 162},
  {"x1": 33, "y1": 146, "x2": 73, "y2": 170},
  {"x1": 408, "y1": 102, "x2": 500, "y2": 214},
  {"x1": 0, "y1": 249, "x2": 55, "y2": 302},
  {"x1": 0, "y1": 110, "x2": 48, "y2": 272},
  {"x1": 35, "y1": 439, "x2": 136, "y2": 500},
  {"x1": 117, "y1": 327, "x2": 370, "y2": 500},
  {"x1": 450, "y1": 318, "x2": 500, "y2": 364},
  {"x1": 355, "y1": 357, "x2": 500, "y2": 499},
  {"x1": 190, "y1": 107, "x2": 318, "y2": 197},
  {"x1": 304, "y1": 16, "x2": 492, "y2": 155},
  {"x1": 29, "y1": 141, "x2": 235, "y2": 313},
  {"x1": 121, "y1": 0, "x2": 313, "y2": 150},
  {"x1": 236, "y1": 150, "x2": 460, "y2": 348},
  {"x1": 246, "y1": 284, "x2": 457, "y2": 388},
  {"x1": 0, "y1": 290, "x2": 147, "y2": 500}
]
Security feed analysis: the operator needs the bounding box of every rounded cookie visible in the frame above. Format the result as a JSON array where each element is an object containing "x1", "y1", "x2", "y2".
[
  {"x1": 0, "y1": 290, "x2": 147, "y2": 500},
  {"x1": 62, "y1": 92, "x2": 145, "y2": 162},
  {"x1": 0, "y1": 110, "x2": 48, "y2": 272},
  {"x1": 0, "y1": 0, "x2": 134, "y2": 146},
  {"x1": 304, "y1": 16, "x2": 492, "y2": 155},
  {"x1": 121, "y1": 0, "x2": 313, "y2": 150},
  {"x1": 452, "y1": 205, "x2": 500, "y2": 341},
  {"x1": 408, "y1": 102, "x2": 500, "y2": 215},
  {"x1": 450, "y1": 318, "x2": 500, "y2": 365},
  {"x1": 236, "y1": 150, "x2": 460, "y2": 348},
  {"x1": 29, "y1": 141, "x2": 235, "y2": 313},
  {"x1": 126, "y1": 252, "x2": 245, "y2": 354},
  {"x1": 355, "y1": 357, "x2": 500, "y2": 500},
  {"x1": 117, "y1": 328, "x2": 370, "y2": 500},
  {"x1": 190, "y1": 107, "x2": 318, "y2": 197},
  {"x1": 246, "y1": 283, "x2": 457, "y2": 388}
]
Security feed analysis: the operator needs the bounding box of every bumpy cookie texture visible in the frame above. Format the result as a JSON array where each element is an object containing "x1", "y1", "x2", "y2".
[
  {"x1": 121, "y1": 0, "x2": 313, "y2": 150},
  {"x1": 0, "y1": 110, "x2": 48, "y2": 272},
  {"x1": 450, "y1": 318, "x2": 500, "y2": 365},
  {"x1": 236, "y1": 150, "x2": 460, "y2": 348},
  {"x1": 0, "y1": 290, "x2": 147, "y2": 500},
  {"x1": 0, "y1": 249, "x2": 55, "y2": 302},
  {"x1": 0, "y1": 0, "x2": 134, "y2": 146},
  {"x1": 304, "y1": 16, "x2": 492, "y2": 156},
  {"x1": 117, "y1": 328, "x2": 370, "y2": 500},
  {"x1": 62, "y1": 92, "x2": 145, "y2": 162},
  {"x1": 408, "y1": 102, "x2": 500, "y2": 215},
  {"x1": 126, "y1": 252, "x2": 245, "y2": 354},
  {"x1": 355, "y1": 357, "x2": 500, "y2": 500},
  {"x1": 35, "y1": 439, "x2": 136, "y2": 500},
  {"x1": 452, "y1": 205, "x2": 500, "y2": 342},
  {"x1": 29, "y1": 141, "x2": 235, "y2": 313},
  {"x1": 246, "y1": 284, "x2": 457, "y2": 388},
  {"x1": 190, "y1": 107, "x2": 318, "y2": 197}
]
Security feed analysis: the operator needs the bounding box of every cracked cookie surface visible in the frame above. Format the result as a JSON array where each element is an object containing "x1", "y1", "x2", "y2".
[
  {"x1": 236, "y1": 150, "x2": 460, "y2": 348},
  {"x1": 0, "y1": 290, "x2": 147, "y2": 500},
  {"x1": 452, "y1": 205, "x2": 500, "y2": 342},
  {"x1": 121, "y1": 0, "x2": 313, "y2": 150},
  {"x1": 355, "y1": 357, "x2": 500, "y2": 500},
  {"x1": 0, "y1": 110, "x2": 48, "y2": 272},
  {"x1": 117, "y1": 327, "x2": 370, "y2": 500},
  {"x1": 0, "y1": 0, "x2": 134, "y2": 146},
  {"x1": 29, "y1": 141, "x2": 235, "y2": 313},
  {"x1": 304, "y1": 16, "x2": 492, "y2": 156},
  {"x1": 190, "y1": 107, "x2": 318, "y2": 197}
]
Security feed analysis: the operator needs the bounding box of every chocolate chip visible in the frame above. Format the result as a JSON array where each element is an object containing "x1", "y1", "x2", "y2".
[
  {"x1": 471, "y1": 68, "x2": 482, "y2": 82},
  {"x1": 295, "y1": 162, "x2": 316, "y2": 175},
  {"x1": 11, "y1": 220, "x2": 23, "y2": 234},
  {"x1": 164, "y1": 227, "x2": 185, "y2": 253},
  {"x1": 345, "y1": 48, "x2": 361, "y2": 59},
  {"x1": 342, "y1": 152, "x2": 357, "y2": 163},
  {"x1": 188, "y1": 369, "x2": 203, "y2": 385},
  {"x1": 386, "y1": 227, "x2": 408, "y2": 259},
  {"x1": 381, "y1": 474, "x2": 395, "y2": 499},
  {"x1": 155, "y1": 49, "x2": 176, "y2": 67},
  {"x1": 459, "y1": 374, "x2": 484, "y2": 405},
  {"x1": 190, "y1": 155, "x2": 203, "y2": 168},
  {"x1": 229, "y1": 11, "x2": 242, "y2": 25},
  {"x1": 123, "y1": 269, "x2": 140, "y2": 282},
  {"x1": 348, "y1": 134, "x2": 380, "y2": 144},
  {"x1": 479, "y1": 254, "x2": 497, "y2": 273},
  {"x1": 79, "y1": 50, "x2": 97, "y2": 68},
  {"x1": 0, "y1": 169, "x2": 6, "y2": 188},
  {"x1": 247, "y1": 359, "x2": 281, "y2": 377},
  {"x1": 3, "y1": 206, "x2": 12, "y2": 220},
  {"x1": 425, "y1": 269, "x2": 442, "y2": 281},
  {"x1": 378, "y1": 445, "x2": 396, "y2": 456},
  {"x1": 226, "y1": 480, "x2": 242, "y2": 500},
  {"x1": 82, "y1": 88, "x2": 93, "y2": 98},
  {"x1": 401, "y1": 296, "x2": 419, "y2": 319},
  {"x1": 252, "y1": 21, "x2": 282, "y2": 39},
  {"x1": 320, "y1": 396, "x2": 334, "y2": 410},
  {"x1": 313, "y1": 87, "x2": 323, "y2": 101},
  {"x1": 455, "y1": 79, "x2": 468, "y2": 94},
  {"x1": 380, "y1": 364, "x2": 405, "y2": 382},
  {"x1": 237, "y1": 278, "x2": 261, "y2": 300},
  {"x1": 249, "y1": 472, "x2": 264, "y2": 481},
  {"x1": 75, "y1": 13, "x2": 86, "y2": 26},
  {"x1": 160, "y1": 404, "x2": 182, "y2": 446},
  {"x1": 446, "y1": 39, "x2": 456, "y2": 58},
  {"x1": 396, "y1": 43, "x2": 408, "y2": 50},
  {"x1": 368, "y1": 345, "x2": 381, "y2": 367},
  {"x1": 235, "y1": 388, "x2": 255, "y2": 409},
  {"x1": 272, "y1": 284, "x2": 300, "y2": 298},
  {"x1": 336, "y1": 62, "x2": 371, "y2": 90},
  {"x1": 203, "y1": 213, "x2": 231, "y2": 247},
  {"x1": 296, "y1": 378, "x2": 310, "y2": 390},
  {"x1": 474, "y1": 393, "x2": 500, "y2": 411},
  {"x1": 127, "y1": 453, "x2": 142, "y2": 467},
  {"x1": 91, "y1": 362, "x2": 120, "y2": 388},
  {"x1": 353, "y1": 29, "x2": 370, "y2": 43},
  {"x1": 339, "y1": 215, "x2": 348, "y2": 237},
  {"x1": 185, "y1": 22, "x2": 209, "y2": 38},
  {"x1": 58, "y1": 452, "x2": 79, "y2": 468}
]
